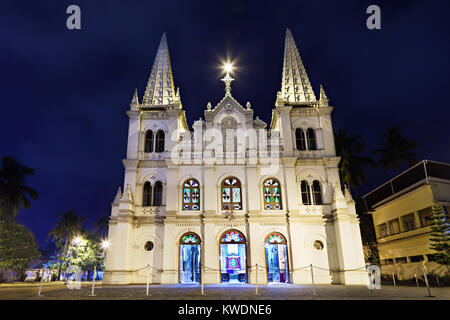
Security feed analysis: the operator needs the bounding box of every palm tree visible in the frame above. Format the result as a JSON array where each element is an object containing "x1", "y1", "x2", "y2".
[
  {"x1": 94, "y1": 215, "x2": 109, "y2": 239},
  {"x1": 335, "y1": 129, "x2": 374, "y2": 190},
  {"x1": 372, "y1": 126, "x2": 418, "y2": 171},
  {"x1": 0, "y1": 156, "x2": 39, "y2": 221},
  {"x1": 48, "y1": 210, "x2": 85, "y2": 279}
]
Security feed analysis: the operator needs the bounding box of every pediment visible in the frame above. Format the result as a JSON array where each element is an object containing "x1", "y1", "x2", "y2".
[{"x1": 210, "y1": 95, "x2": 248, "y2": 118}]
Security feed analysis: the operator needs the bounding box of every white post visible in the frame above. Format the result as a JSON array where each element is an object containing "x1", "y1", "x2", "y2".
[
  {"x1": 201, "y1": 264, "x2": 205, "y2": 295},
  {"x1": 89, "y1": 265, "x2": 96, "y2": 296},
  {"x1": 392, "y1": 272, "x2": 396, "y2": 286},
  {"x1": 38, "y1": 268, "x2": 44, "y2": 296},
  {"x1": 310, "y1": 264, "x2": 317, "y2": 296},
  {"x1": 255, "y1": 264, "x2": 259, "y2": 295},
  {"x1": 415, "y1": 273, "x2": 419, "y2": 287},
  {"x1": 422, "y1": 263, "x2": 432, "y2": 297},
  {"x1": 146, "y1": 264, "x2": 150, "y2": 296}
]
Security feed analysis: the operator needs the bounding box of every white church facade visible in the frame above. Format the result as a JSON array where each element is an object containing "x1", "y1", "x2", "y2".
[{"x1": 103, "y1": 29, "x2": 367, "y2": 285}]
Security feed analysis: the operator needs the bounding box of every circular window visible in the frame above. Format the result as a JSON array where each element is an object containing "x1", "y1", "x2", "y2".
[
  {"x1": 313, "y1": 240, "x2": 324, "y2": 251},
  {"x1": 144, "y1": 241, "x2": 154, "y2": 252}
]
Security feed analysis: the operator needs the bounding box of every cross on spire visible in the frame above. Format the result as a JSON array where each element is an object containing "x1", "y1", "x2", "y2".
[{"x1": 221, "y1": 72, "x2": 235, "y2": 96}]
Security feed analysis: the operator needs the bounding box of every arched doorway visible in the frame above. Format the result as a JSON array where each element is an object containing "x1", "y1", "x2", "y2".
[
  {"x1": 265, "y1": 232, "x2": 289, "y2": 283},
  {"x1": 219, "y1": 229, "x2": 247, "y2": 283},
  {"x1": 179, "y1": 232, "x2": 201, "y2": 284}
]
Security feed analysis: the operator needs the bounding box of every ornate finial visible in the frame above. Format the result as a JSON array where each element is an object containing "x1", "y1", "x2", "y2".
[
  {"x1": 344, "y1": 184, "x2": 353, "y2": 202},
  {"x1": 221, "y1": 62, "x2": 235, "y2": 96},
  {"x1": 121, "y1": 184, "x2": 134, "y2": 203},
  {"x1": 246, "y1": 101, "x2": 251, "y2": 109},
  {"x1": 130, "y1": 89, "x2": 139, "y2": 110},
  {"x1": 221, "y1": 73, "x2": 235, "y2": 96},
  {"x1": 319, "y1": 84, "x2": 329, "y2": 107},
  {"x1": 112, "y1": 187, "x2": 122, "y2": 206},
  {"x1": 320, "y1": 85, "x2": 327, "y2": 100},
  {"x1": 207, "y1": 102, "x2": 212, "y2": 110}
]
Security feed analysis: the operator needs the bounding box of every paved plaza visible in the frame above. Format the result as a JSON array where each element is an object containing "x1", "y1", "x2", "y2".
[{"x1": 0, "y1": 282, "x2": 448, "y2": 300}]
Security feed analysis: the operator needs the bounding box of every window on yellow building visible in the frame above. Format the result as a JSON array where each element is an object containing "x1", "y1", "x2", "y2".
[
  {"x1": 395, "y1": 257, "x2": 407, "y2": 264},
  {"x1": 378, "y1": 223, "x2": 388, "y2": 238},
  {"x1": 418, "y1": 207, "x2": 433, "y2": 227},
  {"x1": 402, "y1": 213, "x2": 416, "y2": 232},
  {"x1": 410, "y1": 255, "x2": 424, "y2": 262},
  {"x1": 387, "y1": 219, "x2": 400, "y2": 235}
]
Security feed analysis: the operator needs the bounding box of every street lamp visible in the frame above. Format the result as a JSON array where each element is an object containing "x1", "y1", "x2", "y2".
[
  {"x1": 73, "y1": 236, "x2": 83, "y2": 245},
  {"x1": 101, "y1": 240, "x2": 110, "y2": 250}
]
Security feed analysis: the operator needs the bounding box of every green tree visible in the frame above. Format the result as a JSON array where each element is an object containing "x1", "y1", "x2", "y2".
[
  {"x1": 69, "y1": 232, "x2": 104, "y2": 271},
  {"x1": 429, "y1": 204, "x2": 450, "y2": 268},
  {"x1": 335, "y1": 129, "x2": 374, "y2": 190},
  {"x1": 0, "y1": 221, "x2": 40, "y2": 282},
  {"x1": 0, "y1": 156, "x2": 39, "y2": 221},
  {"x1": 48, "y1": 210, "x2": 85, "y2": 278},
  {"x1": 372, "y1": 126, "x2": 418, "y2": 171}
]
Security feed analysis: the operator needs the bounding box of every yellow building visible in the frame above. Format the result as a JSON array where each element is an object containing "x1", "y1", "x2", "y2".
[{"x1": 363, "y1": 160, "x2": 450, "y2": 279}]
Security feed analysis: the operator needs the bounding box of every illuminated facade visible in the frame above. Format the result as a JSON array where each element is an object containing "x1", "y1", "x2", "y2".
[{"x1": 103, "y1": 30, "x2": 367, "y2": 285}]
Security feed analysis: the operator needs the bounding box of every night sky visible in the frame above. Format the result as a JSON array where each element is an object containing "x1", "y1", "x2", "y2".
[{"x1": 1, "y1": 0, "x2": 449, "y2": 247}]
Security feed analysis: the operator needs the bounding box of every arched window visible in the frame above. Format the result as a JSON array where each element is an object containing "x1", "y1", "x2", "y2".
[
  {"x1": 220, "y1": 229, "x2": 245, "y2": 243},
  {"x1": 312, "y1": 180, "x2": 322, "y2": 205},
  {"x1": 221, "y1": 177, "x2": 242, "y2": 210},
  {"x1": 144, "y1": 130, "x2": 154, "y2": 153},
  {"x1": 183, "y1": 179, "x2": 200, "y2": 211},
  {"x1": 263, "y1": 178, "x2": 282, "y2": 210},
  {"x1": 153, "y1": 181, "x2": 163, "y2": 206},
  {"x1": 306, "y1": 128, "x2": 317, "y2": 150},
  {"x1": 180, "y1": 232, "x2": 201, "y2": 244},
  {"x1": 155, "y1": 130, "x2": 165, "y2": 152},
  {"x1": 265, "y1": 232, "x2": 287, "y2": 244},
  {"x1": 301, "y1": 180, "x2": 311, "y2": 205},
  {"x1": 295, "y1": 129, "x2": 306, "y2": 150},
  {"x1": 143, "y1": 182, "x2": 152, "y2": 206}
]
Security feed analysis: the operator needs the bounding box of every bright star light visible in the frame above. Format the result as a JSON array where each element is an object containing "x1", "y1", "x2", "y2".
[
  {"x1": 101, "y1": 240, "x2": 110, "y2": 249},
  {"x1": 223, "y1": 62, "x2": 233, "y2": 73}
]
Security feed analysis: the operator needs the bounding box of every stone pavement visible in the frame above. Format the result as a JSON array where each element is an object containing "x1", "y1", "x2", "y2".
[{"x1": 0, "y1": 283, "x2": 449, "y2": 300}]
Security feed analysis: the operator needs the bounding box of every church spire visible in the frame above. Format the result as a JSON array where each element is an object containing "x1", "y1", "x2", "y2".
[
  {"x1": 280, "y1": 28, "x2": 316, "y2": 104},
  {"x1": 142, "y1": 33, "x2": 178, "y2": 107}
]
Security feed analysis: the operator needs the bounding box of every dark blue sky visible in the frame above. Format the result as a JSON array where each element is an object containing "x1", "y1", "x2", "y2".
[{"x1": 1, "y1": 0, "x2": 449, "y2": 246}]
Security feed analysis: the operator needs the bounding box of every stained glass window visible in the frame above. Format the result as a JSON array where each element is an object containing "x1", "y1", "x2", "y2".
[
  {"x1": 265, "y1": 232, "x2": 287, "y2": 244},
  {"x1": 220, "y1": 230, "x2": 245, "y2": 243},
  {"x1": 183, "y1": 179, "x2": 200, "y2": 211},
  {"x1": 263, "y1": 179, "x2": 282, "y2": 210},
  {"x1": 180, "y1": 232, "x2": 200, "y2": 244},
  {"x1": 221, "y1": 177, "x2": 242, "y2": 210}
]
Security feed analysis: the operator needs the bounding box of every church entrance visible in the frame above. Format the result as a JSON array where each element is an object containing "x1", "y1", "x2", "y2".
[
  {"x1": 265, "y1": 232, "x2": 289, "y2": 283},
  {"x1": 179, "y1": 233, "x2": 201, "y2": 284},
  {"x1": 219, "y1": 230, "x2": 247, "y2": 283}
]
